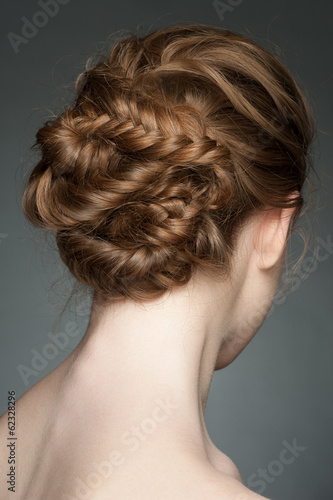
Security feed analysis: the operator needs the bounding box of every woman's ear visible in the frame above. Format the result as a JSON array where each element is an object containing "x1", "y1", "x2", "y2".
[{"x1": 254, "y1": 195, "x2": 298, "y2": 271}]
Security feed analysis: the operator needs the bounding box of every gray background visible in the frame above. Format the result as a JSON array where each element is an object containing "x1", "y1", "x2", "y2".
[{"x1": 1, "y1": 1, "x2": 332, "y2": 499}]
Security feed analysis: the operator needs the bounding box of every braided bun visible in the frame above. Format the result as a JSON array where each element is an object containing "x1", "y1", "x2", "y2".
[{"x1": 22, "y1": 23, "x2": 315, "y2": 303}]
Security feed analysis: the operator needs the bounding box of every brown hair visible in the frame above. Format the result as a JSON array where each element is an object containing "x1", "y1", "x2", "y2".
[{"x1": 22, "y1": 22, "x2": 316, "y2": 306}]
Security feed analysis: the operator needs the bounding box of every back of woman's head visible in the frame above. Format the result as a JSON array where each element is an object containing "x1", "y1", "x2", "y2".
[{"x1": 22, "y1": 22, "x2": 316, "y2": 305}]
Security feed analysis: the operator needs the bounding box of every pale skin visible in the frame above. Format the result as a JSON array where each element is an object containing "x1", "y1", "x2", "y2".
[{"x1": 0, "y1": 201, "x2": 296, "y2": 500}]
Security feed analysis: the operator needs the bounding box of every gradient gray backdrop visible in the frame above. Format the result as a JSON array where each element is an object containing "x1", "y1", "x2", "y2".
[{"x1": 1, "y1": 1, "x2": 332, "y2": 499}]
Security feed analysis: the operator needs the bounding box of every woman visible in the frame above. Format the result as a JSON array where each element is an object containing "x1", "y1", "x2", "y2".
[{"x1": 0, "y1": 23, "x2": 315, "y2": 500}]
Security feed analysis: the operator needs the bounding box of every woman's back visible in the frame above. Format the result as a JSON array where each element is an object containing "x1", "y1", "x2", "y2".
[{"x1": 0, "y1": 350, "x2": 268, "y2": 500}]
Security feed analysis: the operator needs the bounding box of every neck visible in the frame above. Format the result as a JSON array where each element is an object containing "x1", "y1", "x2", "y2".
[{"x1": 60, "y1": 275, "x2": 235, "y2": 467}]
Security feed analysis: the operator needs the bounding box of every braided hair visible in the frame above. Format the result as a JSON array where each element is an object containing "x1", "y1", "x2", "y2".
[{"x1": 22, "y1": 23, "x2": 315, "y2": 303}]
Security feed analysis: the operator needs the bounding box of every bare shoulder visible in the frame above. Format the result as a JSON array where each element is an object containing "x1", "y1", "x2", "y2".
[
  {"x1": 204, "y1": 472, "x2": 272, "y2": 500},
  {"x1": 89, "y1": 474, "x2": 272, "y2": 500},
  {"x1": 85, "y1": 474, "x2": 272, "y2": 500},
  {"x1": 82, "y1": 455, "x2": 272, "y2": 500},
  {"x1": 202, "y1": 441, "x2": 272, "y2": 500}
]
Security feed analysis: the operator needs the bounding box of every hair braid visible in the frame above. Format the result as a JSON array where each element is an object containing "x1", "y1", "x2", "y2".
[{"x1": 22, "y1": 23, "x2": 316, "y2": 303}]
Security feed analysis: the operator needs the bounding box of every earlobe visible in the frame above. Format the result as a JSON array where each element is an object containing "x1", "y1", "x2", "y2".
[{"x1": 255, "y1": 203, "x2": 296, "y2": 271}]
